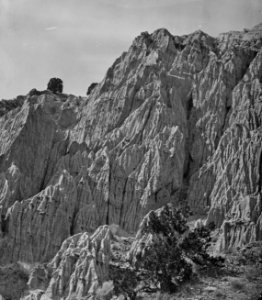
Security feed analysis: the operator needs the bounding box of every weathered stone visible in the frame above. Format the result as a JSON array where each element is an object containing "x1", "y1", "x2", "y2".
[
  {"x1": 36, "y1": 226, "x2": 112, "y2": 300},
  {"x1": 0, "y1": 24, "x2": 262, "y2": 270},
  {"x1": 0, "y1": 263, "x2": 28, "y2": 300}
]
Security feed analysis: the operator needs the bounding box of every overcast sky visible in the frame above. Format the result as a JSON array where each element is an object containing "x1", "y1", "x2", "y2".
[{"x1": 0, "y1": 0, "x2": 261, "y2": 99}]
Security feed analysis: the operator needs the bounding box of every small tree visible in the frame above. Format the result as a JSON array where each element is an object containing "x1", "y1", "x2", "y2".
[
  {"x1": 110, "y1": 205, "x2": 224, "y2": 298},
  {"x1": 28, "y1": 89, "x2": 43, "y2": 97},
  {"x1": 133, "y1": 206, "x2": 192, "y2": 293},
  {"x1": 128, "y1": 205, "x2": 224, "y2": 295},
  {"x1": 47, "y1": 78, "x2": 63, "y2": 94},
  {"x1": 136, "y1": 236, "x2": 192, "y2": 293}
]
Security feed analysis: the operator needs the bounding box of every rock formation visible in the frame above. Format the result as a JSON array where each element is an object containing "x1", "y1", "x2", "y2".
[
  {"x1": 22, "y1": 205, "x2": 222, "y2": 299},
  {"x1": 0, "y1": 23, "x2": 262, "y2": 298},
  {"x1": 40, "y1": 225, "x2": 111, "y2": 300}
]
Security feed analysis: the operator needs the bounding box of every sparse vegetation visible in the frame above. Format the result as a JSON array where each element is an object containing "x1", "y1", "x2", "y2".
[
  {"x1": 0, "y1": 263, "x2": 29, "y2": 299},
  {"x1": 138, "y1": 292, "x2": 177, "y2": 300},
  {"x1": 28, "y1": 88, "x2": 44, "y2": 97},
  {"x1": 214, "y1": 289, "x2": 226, "y2": 299},
  {"x1": 110, "y1": 205, "x2": 224, "y2": 299},
  {"x1": 244, "y1": 265, "x2": 262, "y2": 282},
  {"x1": 241, "y1": 242, "x2": 262, "y2": 264},
  {"x1": 133, "y1": 206, "x2": 192, "y2": 293},
  {"x1": 47, "y1": 77, "x2": 63, "y2": 94}
]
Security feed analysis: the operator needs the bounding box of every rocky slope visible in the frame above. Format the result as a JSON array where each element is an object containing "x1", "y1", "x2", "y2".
[
  {"x1": 20, "y1": 206, "x2": 262, "y2": 300},
  {"x1": 0, "y1": 23, "x2": 262, "y2": 297},
  {"x1": 19, "y1": 205, "x2": 212, "y2": 300}
]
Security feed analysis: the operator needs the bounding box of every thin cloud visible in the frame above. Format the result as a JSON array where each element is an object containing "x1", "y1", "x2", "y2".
[{"x1": 45, "y1": 26, "x2": 57, "y2": 31}]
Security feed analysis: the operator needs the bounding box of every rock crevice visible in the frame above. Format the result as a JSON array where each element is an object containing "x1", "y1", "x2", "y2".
[{"x1": 0, "y1": 24, "x2": 262, "y2": 265}]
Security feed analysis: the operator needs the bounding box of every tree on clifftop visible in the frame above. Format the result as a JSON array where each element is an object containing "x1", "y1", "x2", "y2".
[{"x1": 47, "y1": 78, "x2": 63, "y2": 94}]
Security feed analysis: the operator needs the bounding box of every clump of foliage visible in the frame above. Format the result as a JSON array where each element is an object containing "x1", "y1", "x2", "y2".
[
  {"x1": 0, "y1": 97, "x2": 24, "y2": 117},
  {"x1": 134, "y1": 206, "x2": 191, "y2": 293},
  {"x1": 111, "y1": 265, "x2": 138, "y2": 300},
  {"x1": 28, "y1": 88, "x2": 46, "y2": 97},
  {"x1": 47, "y1": 77, "x2": 63, "y2": 94},
  {"x1": 181, "y1": 225, "x2": 224, "y2": 267},
  {"x1": 240, "y1": 241, "x2": 262, "y2": 265},
  {"x1": 0, "y1": 263, "x2": 29, "y2": 299},
  {"x1": 110, "y1": 204, "x2": 224, "y2": 299},
  {"x1": 136, "y1": 235, "x2": 192, "y2": 293}
]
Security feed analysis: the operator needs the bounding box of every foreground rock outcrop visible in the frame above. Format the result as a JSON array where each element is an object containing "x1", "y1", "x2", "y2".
[
  {"x1": 0, "y1": 23, "x2": 262, "y2": 276},
  {"x1": 22, "y1": 205, "x2": 221, "y2": 300},
  {"x1": 39, "y1": 226, "x2": 111, "y2": 300},
  {"x1": 21, "y1": 225, "x2": 114, "y2": 300}
]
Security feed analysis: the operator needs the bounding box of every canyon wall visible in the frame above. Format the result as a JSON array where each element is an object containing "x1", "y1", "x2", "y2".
[{"x1": 0, "y1": 24, "x2": 262, "y2": 268}]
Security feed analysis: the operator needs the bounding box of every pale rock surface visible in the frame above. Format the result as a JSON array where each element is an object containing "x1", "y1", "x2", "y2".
[
  {"x1": 0, "y1": 24, "x2": 262, "y2": 272},
  {"x1": 23, "y1": 225, "x2": 112, "y2": 300}
]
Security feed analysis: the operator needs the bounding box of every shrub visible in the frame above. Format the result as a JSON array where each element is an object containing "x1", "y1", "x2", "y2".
[
  {"x1": 132, "y1": 205, "x2": 223, "y2": 294},
  {"x1": 241, "y1": 242, "x2": 262, "y2": 264},
  {"x1": 110, "y1": 205, "x2": 224, "y2": 298},
  {"x1": 140, "y1": 292, "x2": 176, "y2": 300},
  {"x1": 245, "y1": 266, "x2": 262, "y2": 281},
  {"x1": 28, "y1": 88, "x2": 43, "y2": 96},
  {"x1": 136, "y1": 235, "x2": 192, "y2": 293},
  {"x1": 110, "y1": 265, "x2": 138, "y2": 300},
  {"x1": 47, "y1": 78, "x2": 63, "y2": 94},
  {"x1": 86, "y1": 82, "x2": 98, "y2": 96}
]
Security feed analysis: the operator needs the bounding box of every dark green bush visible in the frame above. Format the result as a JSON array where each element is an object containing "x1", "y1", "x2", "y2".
[
  {"x1": 47, "y1": 78, "x2": 63, "y2": 94},
  {"x1": 111, "y1": 205, "x2": 224, "y2": 298}
]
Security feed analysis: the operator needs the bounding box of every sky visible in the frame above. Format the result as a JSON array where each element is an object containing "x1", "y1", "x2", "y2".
[{"x1": 0, "y1": 0, "x2": 261, "y2": 99}]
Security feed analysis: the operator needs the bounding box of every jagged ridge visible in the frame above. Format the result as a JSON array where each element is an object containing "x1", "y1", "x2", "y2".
[{"x1": 0, "y1": 24, "x2": 262, "y2": 273}]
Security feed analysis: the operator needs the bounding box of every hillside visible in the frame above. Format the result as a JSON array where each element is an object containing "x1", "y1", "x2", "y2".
[{"x1": 0, "y1": 23, "x2": 262, "y2": 299}]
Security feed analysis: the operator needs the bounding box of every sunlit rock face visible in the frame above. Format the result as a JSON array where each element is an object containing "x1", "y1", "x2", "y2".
[
  {"x1": 44, "y1": 226, "x2": 112, "y2": 300},
  {"x1": 22, "y1": 226, "x2": 112, "y2": 300},
  {"x1": 0, "y1": 24, "x2": 262, "y2": 267}
]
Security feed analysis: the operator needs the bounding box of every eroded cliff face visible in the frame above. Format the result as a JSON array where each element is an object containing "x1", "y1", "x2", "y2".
[{"x1": 0, "y1": 24, "x2": 262, "y2": 271}]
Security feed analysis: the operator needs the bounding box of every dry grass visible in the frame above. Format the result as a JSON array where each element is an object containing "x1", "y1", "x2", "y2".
[
  {"x1": 214, "y1": 289, "x2": 226, "y2": 299},
  {"x1": 139, "y1": 292, "x2": 176, "y2": 300},
  {"x1": 245, "y1": 265, "x2": 262, "y2": 281}
]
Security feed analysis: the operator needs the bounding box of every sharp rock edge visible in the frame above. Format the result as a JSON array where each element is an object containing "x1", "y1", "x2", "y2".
[{"x1": 0, "y1": 23, "x2": 262, "y2": 299}]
